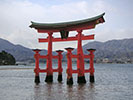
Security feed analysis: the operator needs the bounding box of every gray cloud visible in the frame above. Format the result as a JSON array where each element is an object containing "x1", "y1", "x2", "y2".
[{"x1": 0, "y1": 0, "x2": 132, "y2": 50}]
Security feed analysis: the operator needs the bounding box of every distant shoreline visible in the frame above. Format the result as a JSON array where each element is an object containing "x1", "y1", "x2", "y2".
[
  {"x1": 0, "y1": 62, "x2": 132, "y2": 67},
  {"x1": 0, "y1": 67, "x2": 33, "y2": 70}
]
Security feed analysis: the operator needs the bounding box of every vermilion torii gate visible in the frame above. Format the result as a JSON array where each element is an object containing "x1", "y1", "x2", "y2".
[{"x1": 30, "y1": 13, "x2": 105, "y2": 85}]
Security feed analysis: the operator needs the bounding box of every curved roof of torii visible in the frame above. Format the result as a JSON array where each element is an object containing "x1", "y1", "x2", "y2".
[{"x1": 29, "y1": 13, "x2": 105, "y2": 32}]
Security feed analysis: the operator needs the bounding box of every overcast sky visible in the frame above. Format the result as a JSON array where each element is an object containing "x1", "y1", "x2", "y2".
[{"x1": 0, "y1": 0, "x2": 133, "y2": 50}]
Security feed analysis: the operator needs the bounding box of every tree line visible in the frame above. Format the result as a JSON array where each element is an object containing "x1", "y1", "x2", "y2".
[{"x1": 0, "y1": 51, "x2": 16, "y2": 65}]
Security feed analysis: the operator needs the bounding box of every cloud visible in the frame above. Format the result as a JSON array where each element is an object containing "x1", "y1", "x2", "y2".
[
  {"x1": 0, "y1": 0, "x2": 96, "y2": 49},
  {"x1": 0, "y1": 0, "x2": 47, "y2": 48},
  {"x1": 0, "y1": 0, "x2": 132, "y2": 50}
]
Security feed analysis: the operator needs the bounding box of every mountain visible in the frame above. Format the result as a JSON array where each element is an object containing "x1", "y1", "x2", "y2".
[
  {"x1": 72, "y1": 38, "x2": 133, "y2": 60},
  {"x1": 0, "y1": 38, "x2": 33, "y2": 62},
  {"x1": 0, "y1": 38, "x2": 133, "y2": 63},
  {"x1": 0, "y1": 38, "x2": 49, "y2": 62}
]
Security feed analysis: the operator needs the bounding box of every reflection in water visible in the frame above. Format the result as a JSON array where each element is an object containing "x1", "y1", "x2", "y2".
[
  {"x1": 33, "y1": 83, "x2": 96, "y2": 100},
  {"x1": 77, "y1": 85, "x2": 86, "y2": 100},
  {"x1": 66, "y1": 85, "x2": 75, "y2": 99},
  {"x1": 76, "y1": 83, "x2": 96, "y2": 100},
  {"x1": 0, "y1": 64, "x2": 133, "y2": 100},
  {"x1": 88, "y1": 83, "x2": 95, "y2": 100}
]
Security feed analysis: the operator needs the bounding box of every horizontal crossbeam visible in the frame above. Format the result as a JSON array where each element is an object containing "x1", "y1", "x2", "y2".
[
  {"x1": 39, "y1": 68, "x2": 90, "y2": 73},
  {"x1": 84, "y1": 55, "x2": 90, "y2": 58},
  {"x1": 39, "y1": 68, "x2": 59, "y2": 73},
  {"x1": 38, "y1": 55, "x2": 59, "y2": 59},
  {"x1": 38, "y1": 69, "x2": 91, "y2": 73},
  {"x1": 72, "y1": 69, "x2": 91, "y2": 73},
  {"x1": 39, "y1": 34, "x2": 94, "y2": 42},
  {"x1": 39, "y1": 55, "x2": 47, "y2": 59},
  {"x1": 39, "y1": 54, "x2": 90, "y2": 59}
]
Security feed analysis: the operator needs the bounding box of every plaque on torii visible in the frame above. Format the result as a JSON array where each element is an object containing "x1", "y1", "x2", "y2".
[{"x1": 30, "y1": 13, "x2": 105, "y2": 85}]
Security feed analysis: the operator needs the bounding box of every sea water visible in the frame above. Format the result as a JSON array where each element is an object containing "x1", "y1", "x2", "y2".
[{"x1": 0, "y1": 63, "x2": 133, "y2": 100}]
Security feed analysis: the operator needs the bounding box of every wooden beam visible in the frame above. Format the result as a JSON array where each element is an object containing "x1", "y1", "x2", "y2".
[
  {"x1": 39, "y1": 55, "x2": 47, "y2": 59},
  {"x1": 84, "y1": 69, "x2": 91, "y2": 73},
  {"x1": 84, "y1": 55, "x2": 90, "y2": 58},
  {"x1": 37, "y1": 25, "x2": 95, "y2": 33},
  {"x1": 39, "y1": 69, "x2": 47, "y2": 73},
  {"x1": 39, "y1": 34, "x2": 94, "y2": 42},
  {"x1": 52, "y1": 56, "x2": 58, "y2": 59}
]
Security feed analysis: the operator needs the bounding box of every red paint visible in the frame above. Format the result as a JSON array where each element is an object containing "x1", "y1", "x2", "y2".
[
  {"x1": 65, "y1": 48, "x2": 74, "y2": 79},
  {"x1": 56, "y1": 50, "x2": 63, "y2": 75},
  {"x1": 33, "y1": 26, "x2": 97, "y2": 84},
  {"x1": 87, "y1": 49, "x2": 96, "y2": 75},
  {"x1": 31, "y1": 13, "x2": 105, "y2": 83},
  {"x1": 33, "y1": 49, "x2": 41, "y2": 76},
  {"x1": 84, "y1": 55, "x2": 90, "y2": 58},
  {"x1": 38, "y1": 34, "x2": 94, "y2": 42},
  {"x1": 46, "y1": 32, "x2": 53, "y2": 76},
  {"x1": 71, "y1": 54, "x2": 78, "y2": 58},
  {"x1": 52, "y1": 56, "x2": 58, "y2": 59},
  {"x1": 39, "y1": 69, "x2": 47, "y2": 73},
  {"x1": 77, "y1": 30, "x2": 85, "y2": 77},
  {"x1": 39, "y1": 55, "x2": 47, "y2": 59},
  {"x1": 72, "y1": 70, "x2": 78, "y2": 73},
  {"x1": 33, "y1": 31, "x2": 96, "y2": 83},
  {"x1": 39, "y1": 69, "x2": 59, "y2": 73},
  {"x1": 84, "y1": 69, "x2": 91, "y2": 73}
]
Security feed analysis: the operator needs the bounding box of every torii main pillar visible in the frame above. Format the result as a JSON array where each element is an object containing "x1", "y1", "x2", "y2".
[
  {"x1": 77, "y1": 30, "x2": 86, "y2": 83},
  {"x1": 45, "y1": 32, "x2": 53, "y2": 82}
]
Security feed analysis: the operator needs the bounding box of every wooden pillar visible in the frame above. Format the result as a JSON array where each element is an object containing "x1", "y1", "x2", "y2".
[
  {"x1": 33, "y1": 49, "x2": 41, "y2": 84},
  {"x1": 77, "y1": 30, "x2": 86, "y2": 84},
  {"x1": 45, "y1": 32, "x2": 53, "y2": 83},
  {"x1": 65, "y1": 47, "x2": 74, "y2": 85},
  {"x1": 56, "y1": 50, "x2": 63, "y2": 82},
  {"x1": 87, "y1": 49, "x2": 96, "y2": 83}
]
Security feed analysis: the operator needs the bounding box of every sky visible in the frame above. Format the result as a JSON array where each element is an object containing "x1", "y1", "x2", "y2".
[{"x1": 0, "y1": 0, "x2": 133, "y2": 51}]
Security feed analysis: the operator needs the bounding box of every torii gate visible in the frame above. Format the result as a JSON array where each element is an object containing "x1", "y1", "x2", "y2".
[{"x1": 30, "y1": 13, "x2": 105, "y2": 85}]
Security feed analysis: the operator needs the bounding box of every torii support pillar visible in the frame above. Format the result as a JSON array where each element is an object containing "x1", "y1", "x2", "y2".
[
  {"x1": 65, "y1": 47, "x2": 74, "y2": 85},
  {"x1": 87, "y1": 49, "x2": 96, "y2": 83},
  {"x1": 45, "y1": 32, "x2": 53, "y2": 83},
  {"x1": 77, "y1": 30, "x2": 86, "y2": 84},
  {"x1": 56, "y1": 50, "x2": 63, "y2": 82},
  {"x1": 33, "y1": 49, "x2": 41, "y2": 85}
]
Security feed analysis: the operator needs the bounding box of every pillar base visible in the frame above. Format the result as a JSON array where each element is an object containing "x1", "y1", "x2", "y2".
[
  {"x1": 67, "y1": 77, "x2": 73, "y2": 85},
  {"x1": 90, "y1": 75, "x2": 95, "y2": 83},
  {"x1": 57, "y1": 74, "x2": 63, "y2": 82},
  {"x1": 77, "y1": 76, "x2": 86, "y2": 84},
  {"x1": 35, "y1": 75, "x2": 40, "y2": 84},
  {"x1": 45, "y1": 75, "x2": 53, "y2": 83}
]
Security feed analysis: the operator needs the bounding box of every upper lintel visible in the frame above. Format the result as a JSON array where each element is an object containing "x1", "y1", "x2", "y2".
[{"x1": 29, "y1": 13, "x2": 105, "y2": 32}]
